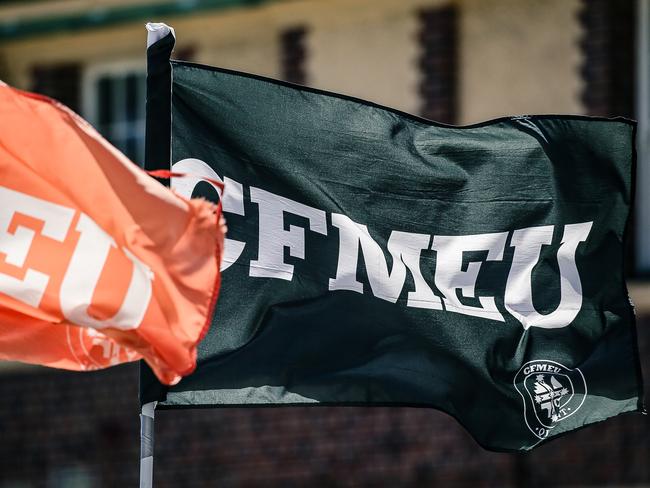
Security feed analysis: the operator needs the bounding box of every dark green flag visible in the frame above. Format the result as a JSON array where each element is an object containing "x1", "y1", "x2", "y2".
[{"x1": 140, "y1": 28, "x2": 644, "y2": 452}]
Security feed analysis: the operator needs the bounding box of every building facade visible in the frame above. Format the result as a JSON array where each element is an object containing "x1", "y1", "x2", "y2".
[{"x1": 0, "y1": 0, "x2": 648, "y2": 486}]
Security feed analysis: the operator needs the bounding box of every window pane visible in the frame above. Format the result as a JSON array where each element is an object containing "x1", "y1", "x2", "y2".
[
  {"x1": 91, "y1": 69, "x2": 146, "y2": 165},
  {"x1": 97, "y1": 76, "x2": 112, "y2": 126},
  {"x1": 125, "y1": 73, "x2": 138, "y2": 121}
]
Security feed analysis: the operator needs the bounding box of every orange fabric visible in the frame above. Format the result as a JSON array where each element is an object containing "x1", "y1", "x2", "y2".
[{"x1": 0, "y1": 84, "x2": 224, "y2": 385}]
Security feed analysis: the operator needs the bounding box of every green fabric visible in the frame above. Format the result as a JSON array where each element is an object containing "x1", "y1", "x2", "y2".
[{"x1": 140, "y1": 58, "x2": 643, "y2": 452}]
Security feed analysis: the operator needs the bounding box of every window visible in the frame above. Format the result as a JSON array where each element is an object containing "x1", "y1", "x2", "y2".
[
  {"x1": 280, "y1": 26, "x2": 308, "y2": 85},
  {"x1": 31, "y1": 63, "x2": 81, "y2": 113},
  {"x1": 418, "y1": 6, "x2": 458, "y2": 125},
  {"x1": 579, "y1": 0, "x2": 642, "y2": 274},
  {"x1": 82, "y1": 61, "x2": 146, "y2": 166}
]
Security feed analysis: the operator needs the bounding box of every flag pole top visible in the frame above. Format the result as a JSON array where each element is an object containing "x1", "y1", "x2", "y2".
[{"x1": 146, "y1": 22, "x2": 175, "y2": 48}]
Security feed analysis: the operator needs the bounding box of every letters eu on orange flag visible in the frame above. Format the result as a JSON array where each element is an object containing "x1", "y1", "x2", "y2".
[
  {"x1": 0, "y1": 82, "x2": 224, "y2": 385},
  {"x1": 140, "y1": 24, "x2": 644, "y2": 451}
]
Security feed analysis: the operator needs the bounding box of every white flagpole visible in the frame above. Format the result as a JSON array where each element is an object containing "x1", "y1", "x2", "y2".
[
  {"x1": 139, "y1": 401, "x2": 157, "y2": 488},
  {"x1": 140, "y1": 23, "x2": 173, "y2": 487}
]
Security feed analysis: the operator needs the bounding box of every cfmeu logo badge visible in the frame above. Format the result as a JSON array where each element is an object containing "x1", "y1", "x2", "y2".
[{"x1": 514, "y1": 360, "x2": 587, "y2": 439}]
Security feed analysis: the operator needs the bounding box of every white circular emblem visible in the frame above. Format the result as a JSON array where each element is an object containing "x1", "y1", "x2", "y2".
[{"x1": 514, "y1": 360, "x2": 587, "y2": 439}]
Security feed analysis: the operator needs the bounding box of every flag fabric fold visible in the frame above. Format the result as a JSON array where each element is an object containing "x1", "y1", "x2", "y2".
[
  {"x1": 140, "y1": 26, "x2": 643, "y2": 451},
  {"x1": 0, "y1": 84, "x2": 224, "y2": 385}
]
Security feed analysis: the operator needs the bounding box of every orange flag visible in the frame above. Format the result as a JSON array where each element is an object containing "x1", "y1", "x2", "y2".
[{"x1": 0, "y1": 83, "x2": 224, "y2": 385}]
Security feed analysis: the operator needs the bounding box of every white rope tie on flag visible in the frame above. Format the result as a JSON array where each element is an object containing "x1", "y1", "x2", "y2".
[{"x1": 145, "y1": 22, "x2": 175, "y2": 48}]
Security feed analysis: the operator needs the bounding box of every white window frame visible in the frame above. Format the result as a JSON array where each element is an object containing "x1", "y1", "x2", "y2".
[
  {"x1": 637, "y1": 0, "x2": 650, "y2": 274},
  {"x1": 81, "y1": 59, "x2": 147, "y2": 163}
]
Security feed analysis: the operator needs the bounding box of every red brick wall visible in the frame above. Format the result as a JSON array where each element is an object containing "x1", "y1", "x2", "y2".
[{"x1": 0, "y1": 315, "x2": 647, "y2": 487}]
